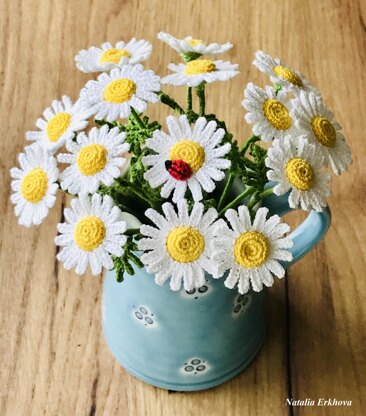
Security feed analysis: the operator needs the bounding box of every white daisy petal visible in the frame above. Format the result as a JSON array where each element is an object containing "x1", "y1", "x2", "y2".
[
  {"x1": 158, "y1": 32, "x2": 233, "y2": 56},
  {"x1": 25, "y1": 96, "x2": 91, "y2": 154},
  {"x1": 79, "y1": 64, "x2": 160, "y2": 122},
  {"x1": 266, "y1": 135, "x2": 331, "y2": 212},
  {"x1": 253, "y1": 50, "x2": 318, "y2": 93},
  {"x1": 58, "y1": 126, "x2": 129, "y2": 196},
  {"x1": 161, "y1": 58, "x2": 239, "y2": 87},
  {"x1": 143, "y1": 115, "x2": 231, "y2": 202},
  {"x1": 243, "y1": 83, "x2": 296, "y2": 142},
  {"x1": 75, "y1": 39, "x2": 152, "y2": 73},
  {"x1": 213, "y1": 203, "x2": 293, "y2": 294},
  {"x1": 10, "y1": 145, "x2": 59, "y2": 227},
  {"x1": 139, "y1": 200, "x2": 221, "y2": 291},
  {"x1": 290, "y1": 91, "x2": 352, "y2": 175},
  {"x1": 55, "y1": 194, "x2": 127, "y2": 276}
]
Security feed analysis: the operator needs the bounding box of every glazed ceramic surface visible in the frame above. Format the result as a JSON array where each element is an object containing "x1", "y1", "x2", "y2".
[{"x1": 102, "y1": 193, "x2": 331, "y2": 391}]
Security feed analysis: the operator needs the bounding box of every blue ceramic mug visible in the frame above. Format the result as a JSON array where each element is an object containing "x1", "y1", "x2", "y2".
[{"x1": 102, "y1": 192, "x2": 331, "y2": 391}]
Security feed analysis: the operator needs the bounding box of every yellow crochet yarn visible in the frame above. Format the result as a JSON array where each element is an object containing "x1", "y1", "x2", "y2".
[
  {"x1": 99, "y1": 48, "x2": 131, "y2": 64},
  {"x1": 103, "y1": 79, "x2": 136, "y2": 103},
  {"x1": 77, "y1": 144, "x2": 108, "y2": 176},
  {"x1": 286, "y1": 157, "x2": 315, "y2": 191},
  {"x1": 74, "y1": 216, "x2": 106, "y2": 252},
  {"x1": 273, "y1": 65, "x2": 303, "y2": 86},
  {"x1": 187, "y1": 39, "x2": 204, "y2": 47},
  {"x1": 20, "y1": 168, "x2": 48, "y2": 203},
  {"x1": 311, "y1": 116, "x2": 336, "y2": 147},
  {"x1": 169, "y1": 140, "x2": 205, "y2": 172},
  {"x1": 234, "y1": 231, "x2": 270, "y2": 268},
  {"x1": 46, "y1": 112, "x2": 71, "y2": 142},
  {"x1": 185, "y1": 59, "x2": 216, "y2": 75},
  {"x1": 166, "y1": 226, "x2": 205, "y2": 263},
  {"x1": 263, "y1": 99, "x2": 292, "y2": 130}
]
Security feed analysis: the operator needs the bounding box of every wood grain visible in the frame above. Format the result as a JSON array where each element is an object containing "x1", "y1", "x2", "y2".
[{"x1": 0, "y1": 0, "x2": 365, "y2": 415}]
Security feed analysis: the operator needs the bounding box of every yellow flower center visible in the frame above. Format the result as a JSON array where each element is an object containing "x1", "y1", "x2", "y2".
[
  {"x1": 311, "y1": 116, "x2": 336, "y2": 147},
  {"x1": 74, "y1": 216, "x2": 106, "y2": 252},
  {"x1": 99, "y1": 48, "x2": 131, "y2": 64},
  {"x1": 103, "y1": 79, "x2": 136, "y2": 103},
  {"x1": 187, "y1": 38, "x2": 205, "y2": 47},
  {"x1": 46, "y1": 112, "x2": 72, "y2": 142},
  {"x1": 263, "y1": 99, "x2": 292, "y2": 130},
  {"x1": 77, "y1": 144, "x2": 108, "y2": 176},
  {"x1": 169, "y1": 140, "x2": 205, "y2": 173},
  {"x1": 273, "y1": 65, "x2": 303, "y2": 86},
  {"x1": 185, "y1": 59, "x2": 216, "y2": 75},
  {"x1": 166, "y1": 226, "x2": 205, "y2": 263},
  {"x1": 20, "y1": 168, "x2": 48, "y2": 203},
  {"x1": 286, "y1": 157, "x2": 315, "y2": 191},
  {"x1": 234, "y1": 231, "x2": 270, "y2": 268}
]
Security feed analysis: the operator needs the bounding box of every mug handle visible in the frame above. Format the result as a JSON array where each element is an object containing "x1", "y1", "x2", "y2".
[{"x1": 263, "y1": 192, "x2": 331, "y2": 268}]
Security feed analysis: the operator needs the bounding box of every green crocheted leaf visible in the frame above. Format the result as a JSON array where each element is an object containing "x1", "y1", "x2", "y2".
[{"x1": 112, "y1": 235, "x2": 144, "y2": 283}]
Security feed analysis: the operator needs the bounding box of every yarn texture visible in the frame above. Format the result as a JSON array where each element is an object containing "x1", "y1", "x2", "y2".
[
  {"x1": 311, "y1": 116, "x2": 336, "y2": 147},
  {"x1": 262, "y1": 99, "x2": 292, "y2": 130},
  {"x1": 10, "y1": 41, "x2": 353, "y2": 289},
  {"x1": 285, "y1": 157, "x2": 315, "y2": 191},
  {"x1": 99, "y1": 48, "x2": 131, "y2": 64},
  {"x1": 169, "y1": 140, "x2": 205, "y2": 172},
  {"x1": 74, "y1": 215, "x2": 106, "y2": 252},
  {"x1": 46, "y1": 112, "x2": 72, "y2": 142},
  {"x1": 103, "y1": 79, "x2": 137, "y2": 104},
  {"x1": 234, "y1": 231, "x2": 270, "y2": 268},
  {"x1": 166, "y1": 226, "x2": 205, "y2": 263},
  {"x1": 184, "y1": 59, "x2": 216, "y2": 75},
  {"x1": 273, "y1": 65, "x2": 303, "y2": 86},
  {"x1": 20, "y1": 168, "x2": 48, "y2": 203},
  {"x1": 76, "y1": 144, "x2": 108, "y2": 176}
]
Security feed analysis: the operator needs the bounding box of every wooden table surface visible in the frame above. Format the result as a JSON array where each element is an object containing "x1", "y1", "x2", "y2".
[{"x1": 1, "y1": 0, "x2": 365, "y2": 415}]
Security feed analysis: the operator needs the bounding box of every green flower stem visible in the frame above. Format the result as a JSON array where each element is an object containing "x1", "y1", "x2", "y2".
[
  {"x1": 217, "y1": 174, "x2": 235, "y2": 212},
  {"x1": 130, "y1": 107, "x2": 145, "y2": 129},
  {"x1": 260, "y1": 187, "x2": 274, "y2": 199},
  {"x1": 158, "y1": 91, "x2": 185, "y2": 115},
  {"x1": 187, "y1": 87, "x2": 193, "y2": 112},
  {"x1": 217, "y1": 134, "x2": 261, "y2": 212},
  {"x1": 196, "y1": 83, "x2": 206, "y2": 116},
  {"x1": 247, "y1": 187, "x2": 274, "y2": 210},
  {"x1": 240, "y1": 134, "x2": 260, "y2": 155},
  {"x1": 219, "y1": 186, "x2": 255, "y2": 216}
]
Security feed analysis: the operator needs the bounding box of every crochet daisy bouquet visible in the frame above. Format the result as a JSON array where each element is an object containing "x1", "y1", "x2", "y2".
[{"x1": 11, "y1": 32, "x2": 352, "y2": 296}]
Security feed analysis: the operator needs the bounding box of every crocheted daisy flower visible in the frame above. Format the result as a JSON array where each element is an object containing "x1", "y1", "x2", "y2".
[
  {"x1": 79, "y1": 64, "x2": 160, "y2": 122},
  {"x1": 58, "y1": 125, "x2": 130, "y2": 195},
  {"x1": 161, "y1": 59, "x2": 239, "y2": 87},
  {"x1": 75, "y1": 39, "x2": 152, "y2": 73},
  {"x1": 253, "y1": 50, "x2": 316, "y2": 93},
  {"x1": 55, "y1": 194, "x2": 127, "y2": 275},
  {"x1": 243, "y1": 83, "x2": 297, "y2": 141},
  {"x1": 138, "y1": 199, "x2": 220, "y2": 291},
  {"x1": 26, "y1": 96, "x2": 91, "y2": 154},
  {"x1": 143, "y1": 115, "x2": 231, "y2": 202},
  {"x1": 266, "y1": 136, "x2": 331, "y2": 212},
  {"x1": 290, "y1": 91, "x2": 352, "y2": 175},
  {"x1": 158, "y1": 32, "x2": 232, "y2": 56},
  {"x1": 212, "y1": 205, "x2": 293, "y2": 294},
  {"x1": 10, "y1": 144, "x2": 59, "y2": 227}
]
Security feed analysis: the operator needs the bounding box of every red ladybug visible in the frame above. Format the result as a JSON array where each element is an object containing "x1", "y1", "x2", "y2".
[{"x1": 165, "y1": 159, "x2": 192, "y2": 180}]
